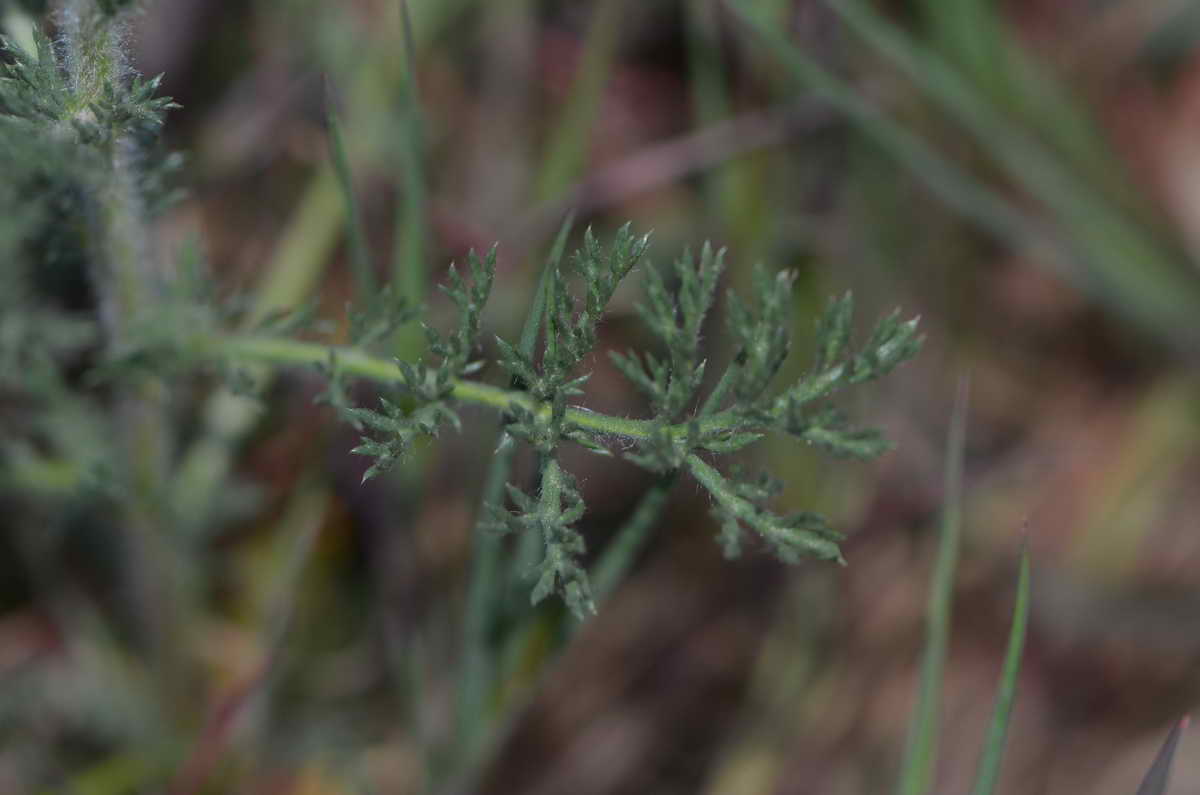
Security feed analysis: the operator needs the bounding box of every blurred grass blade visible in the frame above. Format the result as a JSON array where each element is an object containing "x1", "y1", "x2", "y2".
[
  {"x1": 827, "y1": 0, "x2": 1200, "y2": 350},
  {"x1": 590, "y1": 472, "x2": 676, "y2": 603},
  {"x1": 1135, "y1": 717, "x2": 1189, "y2": 795},
  {"x1": 457, "y1": 214, "x2": 575, "y2": 761},
  {"x1": 519, "y1": 213, "x2": 573, "y2": 356},
  {"x1": 325, "y1": 78, "x2": 377, "y2": 302},
  {"x1": 685, "y1": 0, "x2": 733, "y2": 218},
  {"x1": 247, "y1": 165, "x2": 345, "y2": 326},
  {"x1": 729, "y1": 6, "x2": 1044, "y2": 258},
  {"x1": 391, "y1": 0, "x2": 428, "y2": 322},
  {"x1": 970, "y1": 540, "x2": 1031, "y2": 795},
  {"x1": 917, "y1": 0, "x2": 1005, "y2": 93},
  {"x1": 897, "y1": 377, "x2": 969, "y2": 795},
  {"x1": 534, "y1": 0, "x2": 625, "y2": 201},
  {"x1": 509, "y1": 218, "x2": 576, "y2": 590}
]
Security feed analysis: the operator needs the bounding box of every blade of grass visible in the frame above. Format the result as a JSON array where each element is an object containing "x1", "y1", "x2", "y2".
[
  {"x1": 1135, "y1": 716, "x2": 1189, "y2": 795},
  {"x1": 325, "y1": 77, "x2": 377, "y2": 303},
  {"x1": 917, "y1": 0, "x2": 1004, "y2": 89},
  {"x1": 391, "y1": 0, "x2": 427, "y2": 351},
  {"x1": 897, "y1": 376, "x2": 969, "y2": 795},
  {"x1": 519, "y1": 215, "x2": 572, "y2": 358},
  {"x1": 171, "y1": 478, "x2": 330, "y2": 795},
  {"x1": 506, "y1": 223, "x2": 579, "y2": 594},
  {"x1": 456, "y1": 214, "x2": 574, "y2": 762},
  {"x1": 970, "y1": 538, "x2": 1031, "y2": 795},
  {"x1": 173, "y1": 0, "x2": 450, "y2": 545},
  {"x1": 533, "y1": 0, "x2": 626, "y2": 201},
  {"x1": 686, "y1": 0, "x2": 773, "y2": 274},
  {"x1": 728, "y1": 5, "x2": 1047, "y2": 257},
  {"x1": 686, "y1": 0, "x2": 734, "y2": 221},
  {"x1": 590, "y1": 472, "x2": 677, "y2": 603},
  {"x1": 827, "y1": 0, "x2": 1200, "y2": 350},
  {"x1": 247, "y1": 165, "x2": 345, "y2": 327}
]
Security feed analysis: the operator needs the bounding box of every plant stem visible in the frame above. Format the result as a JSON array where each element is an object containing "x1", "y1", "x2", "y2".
[
  {"x1": 456, "y1": 214, "x2": 570, "y2": 763},
  {"x1": 590, "y1": 472, "x2": 676, "y2": 602},
  {"x1": 205, "y1": 333, "x2": 746, "y2": 444},
  {"x1": 58, "y1": 0, "x2": 193, "y2": 724}
]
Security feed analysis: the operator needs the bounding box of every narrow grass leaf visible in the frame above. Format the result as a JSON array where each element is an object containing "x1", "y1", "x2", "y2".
[
  {"x1": 686, "y1": 0, "x2": 738, "y2": 222},
  {"x1": 828, "y1": 0, "x2": 1200, "y2": 350},
  {"x1": 391, "y1": 0, "x2": 428, "y2": 322},
  {"x1": 1135, "y1": 716, "x2": 1189, "y2": 795},
  {"x1": 590, "y1": 472, "x2": 676, "y2": 603},
  {"x1": 509, "y1": 217, "x2": 578, "y2": 589},
  {"x1": 457, "y1": 214, "x2": 575, "y2": 759},
  {"x1": 519, "y1": 213, "x2": 574, "y2": 358},
  {"x1": 325, "y1": 78, "x2": 377, "y2": 302},
  {"x1": 729, "y1": 6, "x2": 1044, "y2": 257},
  {"x1": 970, "y1": 539, "x2": 1031, "y2": 795},
  {"x1": 897, "y1": 376, "x2": 969, "y2": 795},
  {"x1": 533, "y1": 0, "x2": 625, "y2": 201}
]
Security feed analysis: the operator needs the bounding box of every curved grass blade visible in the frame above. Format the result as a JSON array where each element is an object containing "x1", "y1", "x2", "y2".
[
  {"x1": 729, "y1": 6, "x2": 1042, "y2": 262},
  {"x1": 1136, "y1": 716, "x2": 1189, "y2": 795},
  {"x1": 457, "y1": 213, "x2": 574, "y2": 760},
  {"x1": 325, "y1": 78, "x2": 377, "y2": 302},
  {"x1": 897, "y1": 377, "x2": 969, "y2": 795},
  {"x1": 827, "y1": 0, "x2": 1200, "y2": 351},
  {"x1": 590, "y1": 472, "x2": 677, "y2": 603},
  {"x1": 533, "y1": 1, "x2": 625, "y2": 201},
  {"x1": 970, "y1": 539, "x2": 1031, "y2": 795}
]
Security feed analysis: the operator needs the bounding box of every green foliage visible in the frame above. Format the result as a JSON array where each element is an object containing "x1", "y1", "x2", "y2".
[
  {"x1": 610, "y1": 242, "x2": 722, "y2": 421},
  {"x1": 488, "y1": 458, "x2": 593, "y2": 618},
  {"x1": 897, "y1": 379, "x2": 968, "y2": 795},
  {"x1": 0, "y1": 6, "x2": 920, "y2": 626},
  {"x1": 176, "y1": 220, "x2": 919, "y2": 619},
  {"x1": 497, "y1": 224, "x2": 649, "y2": 406},
  {"x1": 314, "y1": 221, "x2": 920, "y2": 616},
  {"x1": 347, "y1": 248, "x2": 495, "y2": 482},
  {"x1": 970, "y1": 542, "x2": 1030, "y2": 795},
  {"x1": 894, "y1": 390, "x2": 1184, "y2": 795},
  {"x1": 5, "y1": 2, "x2": 1195, "y2": 792},
  {"x1": 1, "y1": 3, "x2": 179, "y2": 504},
  {"x1": 609, "y1": 254, "x2": 921, "y2": 570}
]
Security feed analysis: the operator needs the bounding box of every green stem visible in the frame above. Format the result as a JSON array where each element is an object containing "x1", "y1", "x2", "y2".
[
  {"x1": 455, "y1": 218, "x2": 568, "y2": 764},
  {"x1": 63, "y1": 0, "x2": 185, "y2": 711},
  {"x1": 326, "y1": 82, "x2": 377, "y2": 301},
  {"x1": 391, "y1": 0, "x2": 427, "y2": 332},
  {"x1": 205, "y1": 334, "x2": 746, "y2": 444},
  {"x1": 590, "y1": 472, "x2": 676, "y2": 602}
]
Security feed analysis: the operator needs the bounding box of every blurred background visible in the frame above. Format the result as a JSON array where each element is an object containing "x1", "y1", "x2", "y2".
[{"x1": 2, "y1": 0, "x2": 1200, "y2": 792}]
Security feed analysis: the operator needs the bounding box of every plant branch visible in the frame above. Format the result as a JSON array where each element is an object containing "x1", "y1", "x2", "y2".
[{"x1": 204, "y1": 333, "x2": 748, "y2": 445}]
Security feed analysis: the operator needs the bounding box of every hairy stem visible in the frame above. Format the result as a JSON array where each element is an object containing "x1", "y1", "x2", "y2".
[
  {"x1": 62, "y1": 0, "x2": 184, "y2": 708},
  {"x1": 205, "y1": 333, "x2": 748, "y2": 444}
]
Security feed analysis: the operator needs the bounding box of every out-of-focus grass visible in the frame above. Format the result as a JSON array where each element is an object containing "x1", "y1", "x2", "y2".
[
  {"x1": 1136, "y1": 717, "x2": 1188, "y2": 795},
  {"x1": 895, "y1": 379, "x2": 967, "y2": 795},
  {"x1": 970, "y1": 540, "x2": 1030, "y2": 795},
  {"x1": 4, "y1": 0, "x2": 1200, "y2": 792},
  {"x1": 740, "y1": 0, "x2": 1200, "y2": 352}
]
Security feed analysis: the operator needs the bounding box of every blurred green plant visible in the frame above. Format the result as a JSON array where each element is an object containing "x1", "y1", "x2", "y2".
[
  {"x1": 1, "y1": 0, "x2": 922, "y2": 789},
  {"x1": 8, "y1": 1, "x2": 1182, "y2": 793},
  {"x1": 183, "y1": 224, "x2": 922, "y2": 620},
  {"x1": 734, "y1": 0, "x2": 1200, "y2": 352},
  {"x1": 893, "y1": 381, "x2": 1186, "y2": 795}
]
